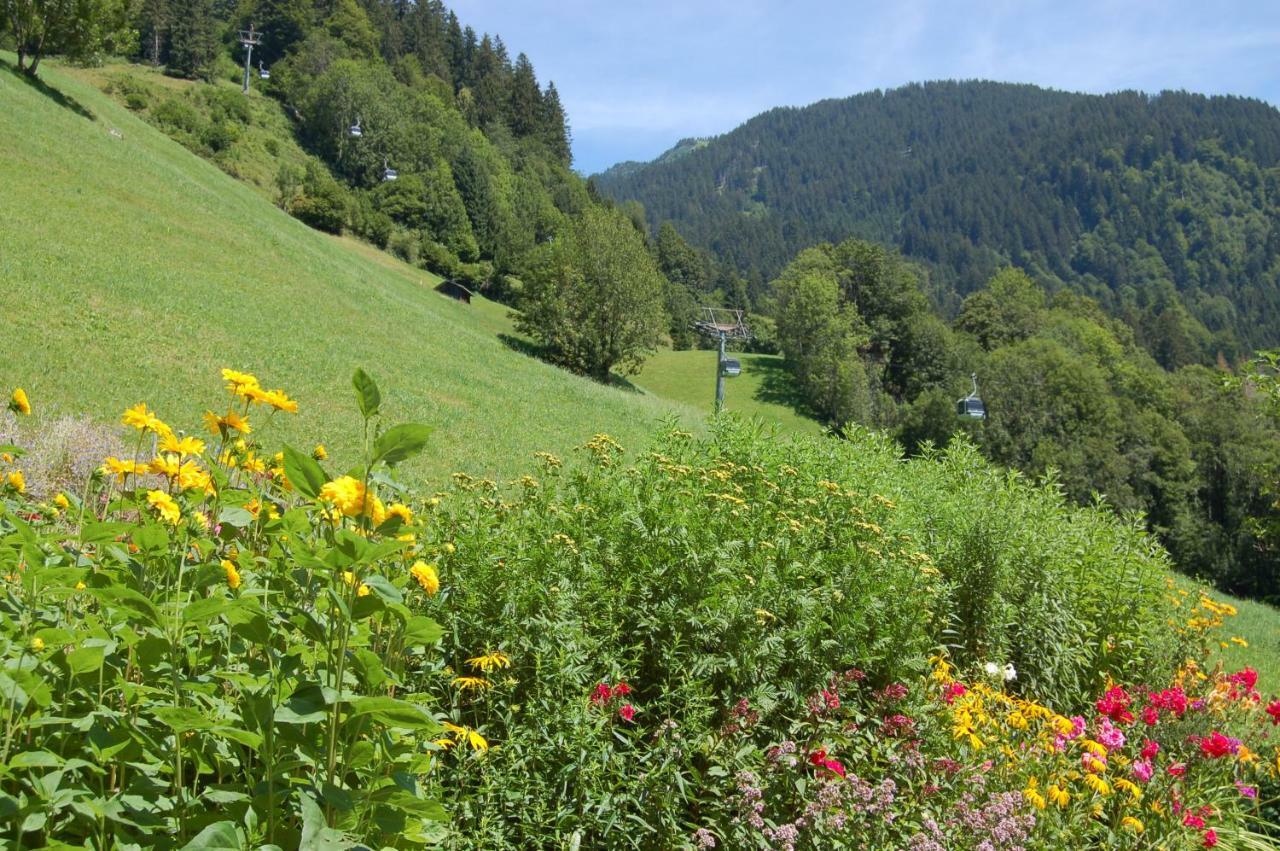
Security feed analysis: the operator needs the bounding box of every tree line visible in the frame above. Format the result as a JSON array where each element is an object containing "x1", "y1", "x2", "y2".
[
  {"x1": 595, "y1": 80, "x2": 1280, "y2": 363},
  {"x1": 768, "y1": 239, "x2": 1280, "y2": 603}
]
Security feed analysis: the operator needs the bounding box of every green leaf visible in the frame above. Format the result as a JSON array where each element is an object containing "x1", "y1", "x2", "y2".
[
  {"x1": 209, "y1": 726, "x2": 263, "y2": 750},
  {"x1": 181, "y1": 820, "x2": 245, "y2": 850},
  {"x1": 352, "y1": 368, "x2": 381, "y2": 419},
  {"x1": 300, "y1": 793, "x2": 352, "y2": 851},
  {"x1": 359, "y1": 573, "x2": 402, "y2": 604},
  {"x1": 283, "y1": 444, "x2": 328, "y2": 500},
  {"x1": 347, "y1": 697, "x2": 438, "y2": 731},
  {"x1": 88, "y1": 587, "x2": 161, "y2": 626},
  {"x1": 67, "y1": 646, "x2": 105, "y2": 676},
  {"x1": 152, "y1": 706, "x2": 213, "y2": 733},
  {"x1": 274, "y1": 682, "x2": 331, "y2": 724},
  {"x1": 9, "y1": 750, "x2": 63, "y2": 769},
  {"x1": 401, "y1": 616, "x2": 443, "y2": 647},
  {"x1": 217, "y1": 507, "x2": 254, "y2": 529},
  {"x1": 372, "y1": 423, "x2": 433, "y2": 467}
]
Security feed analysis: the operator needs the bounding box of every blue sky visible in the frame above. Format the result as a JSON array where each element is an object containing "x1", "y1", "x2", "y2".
[{"x1": 452, "y1": 1, "x2": 1280, "y2": 175}]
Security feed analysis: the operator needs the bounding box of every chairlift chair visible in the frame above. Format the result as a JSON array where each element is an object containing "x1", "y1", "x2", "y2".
[
  {"x1": 258, "y1": 60, "x2": 270, "y2": 80},
  {"x1": 957, "y1": 373, "x2": 986, "y2": 419}
]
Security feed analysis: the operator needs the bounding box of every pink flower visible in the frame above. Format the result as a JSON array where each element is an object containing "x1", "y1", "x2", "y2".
[
  {"x1": 1140, "y1": 739, "x2": 1160, "y2": 759},
  {"x1": 942, "y1": 682, "x2": 967, "y2": 705},
  {"x1": 1141, "y1": 705, "x2": 1159, "y2": 726},
  {"x1": 809, "y1": 749, "x2": 828, "y2": 767},
  {"x1": 1183, "y1": 813, "x2": 1205, "y2": 829},
  {"x1": 1229, "y1": 668, "x2": 1258, "y2": 693},
  {"x1": 1131, "y1": 759, "x2": 1154, "y2": 783},
  {"x1": 618, "y1": 703, "x2": 636, "y2": 722},
  {"x1": 1203, "y1": 829, "x2": 1218, "y2": 847},
  {"x1": 1236, "y1": 781, "x2": 1258, "y2": 799},
  {"x1": 821, "y1": 689, "x2": 840, "y2": 710},
  {"x1": 1266, "y1": 700, "x2": 1280, "y2": 725},
  {"x1": 822, "y1": 758, "x2": 847, "y2": 778},
  {"x1": 612, "y1": 681, "x2": 632, "y2": 698},
  {"x1": 1096, "y1": 686, "x2": 1134, "y2": 724},
  {"x1": 1149, "y1": 686, "x2": 1189, "y2": 718},
  {"x1": 590, "y1": 683, "x2": 612, "y2": 705},
  {"x1": 1168, "y1": 762, "x2": 1187, "y2": 777},
  {"x1": 1199, "y1": 731, "x2": 1240, "y2": 759},
  {"x1": 1096, "y1": 717, "x2": 1126, "y2": 750}
]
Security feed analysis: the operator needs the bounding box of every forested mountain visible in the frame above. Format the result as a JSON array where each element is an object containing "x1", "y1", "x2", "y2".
[{"x1": 595, "y1": 81, "x2": 1280, "y2": 359}]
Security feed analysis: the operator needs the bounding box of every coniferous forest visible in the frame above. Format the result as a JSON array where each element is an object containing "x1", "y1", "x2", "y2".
[{"x1": 596, "y1": 81, "x2": 1280, "y2": 359}]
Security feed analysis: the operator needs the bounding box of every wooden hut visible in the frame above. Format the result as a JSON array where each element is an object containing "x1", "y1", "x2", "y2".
[{"x1": 434, "y1": 279, "x2": 473, "y2": 304}]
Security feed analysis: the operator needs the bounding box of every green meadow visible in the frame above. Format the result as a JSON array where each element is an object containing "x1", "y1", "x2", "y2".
[{"x1": 0, "y1": 56, "x2": 698, "y2": 483}]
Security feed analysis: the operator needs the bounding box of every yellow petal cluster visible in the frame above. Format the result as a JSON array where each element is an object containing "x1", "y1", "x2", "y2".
[
  {"x1": 410, "y1": 560, "x2": 440, "y2": 595},
  {"x1": 146, "y1": 490, "x2": 181, "y2": 525},
  {"x1": 9, "y1": 388, "x2": 30, "y2": 416},
  {"x1": 221, "y1": 559, "x2": 242, "y2": 590}
]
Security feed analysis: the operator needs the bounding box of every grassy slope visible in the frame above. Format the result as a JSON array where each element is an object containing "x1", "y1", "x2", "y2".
[{"x1": 0, "y1": 56, "x2": 698, "y2": 483}]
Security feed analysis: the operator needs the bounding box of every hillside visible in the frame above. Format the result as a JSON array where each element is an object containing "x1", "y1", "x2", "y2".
[
  {"x1": 595, "y1": 81, "x2": 1280, "y2": 356},
  {"x1": 0, "y1": 56, "x2": 698, "y2": 482}
]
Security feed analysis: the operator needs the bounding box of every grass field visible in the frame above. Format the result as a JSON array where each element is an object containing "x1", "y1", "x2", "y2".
[
  {"x1": 632, "y1": 349, "x2": 824, "y2": 433},
  {"x1": 0, "y1": 55, "x2": 699, "y2": 483}
]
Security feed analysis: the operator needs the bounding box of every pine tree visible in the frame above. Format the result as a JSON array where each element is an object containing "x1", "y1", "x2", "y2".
[
  {"x1": 167, "y1": 0, "x2": 217, "y2": 80},
  {"x1": 540, "y1": 81, "x2": 571, "y2": 166},
  {"x1": 507, "y1": 52, "x2": 542, "y2": 138},
  {"x1": 137, "y1": 0, "x2": 169, "y2": 64}
]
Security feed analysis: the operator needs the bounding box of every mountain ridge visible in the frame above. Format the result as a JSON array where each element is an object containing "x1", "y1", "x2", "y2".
[{"x1": 595, "y1": 79, "x2": 1280, "y2": 355}]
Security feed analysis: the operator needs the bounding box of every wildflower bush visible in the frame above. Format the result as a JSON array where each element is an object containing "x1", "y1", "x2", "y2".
[
  {"x1": 0, "y1": 374, "x2": 448, "y2": 847},
  {"x1": 2, "y1": 383, "x2": 1278, "y2": 849}
]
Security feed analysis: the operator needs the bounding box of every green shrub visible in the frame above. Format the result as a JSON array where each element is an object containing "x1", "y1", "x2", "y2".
[
  {"x1": 152, "y1": 97, "x2": 205, "y2": 138},
  {"x1": 124, "y1": 91, "x2": 149, "y2": 111}
]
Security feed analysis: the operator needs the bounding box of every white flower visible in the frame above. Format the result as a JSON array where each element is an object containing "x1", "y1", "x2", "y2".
[
  {"x1": 983, "y1": 661, "x2": 1000, "y2": 677},
  {"x1": 1003, "y1": 663, "x2": 1017, "y2": 682}
]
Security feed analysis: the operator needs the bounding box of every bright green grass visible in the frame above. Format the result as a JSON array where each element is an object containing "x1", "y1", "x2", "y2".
[
  {"x1": 632, "y1": 349, "x2": 824, "y2": 433},
  {"x1": 0, "y1": 56, "x2": 699, "y2": 484},
  {"x1": 1212, "y1": 592, "x2": 1280, "y2": 686}
]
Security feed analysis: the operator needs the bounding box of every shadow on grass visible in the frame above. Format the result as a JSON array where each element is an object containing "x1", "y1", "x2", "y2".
[
  {"x1": 497, "y1": 333, "x2": 645, "y2": 393},
  {"x1": 1, "y1": 57, "x2": 94, "y2": 120},
  {"x1": 751, "y1": 356, "x2": 823, "y2": 423}
]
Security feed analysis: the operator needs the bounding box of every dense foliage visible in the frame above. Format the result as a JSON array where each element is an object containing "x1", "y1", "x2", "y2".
[
  {"x1": 6, "y1": 380, "x2": 1278, "y2": 848},
  {"x1": 596, "y1": 81, "x2": 1280, "y2": 358},
  {"x1": 0, "y1": 371, "x2": 450, "y2": 846},
  {"x1": 766, "y1": 240, "x2": 1280, "y2": 603}
]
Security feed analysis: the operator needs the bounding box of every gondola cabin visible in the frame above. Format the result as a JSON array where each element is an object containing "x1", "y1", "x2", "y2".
[
  {"x1": 720, "y1": 358, "x2": 742, "y2": 377},
  {"x1": 957, "y1": 396, "x2": 986, "y2": 418}
]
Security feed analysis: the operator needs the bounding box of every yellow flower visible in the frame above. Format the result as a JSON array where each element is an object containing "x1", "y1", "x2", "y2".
[
  {"x1": 74, "y1": 581, "x2": 86, "y2": 591},
  {"x1": 1120, "y1": 816, "x2": 1144, "y2": 833},
  {"x1": 121, "y1": 403, "x2": 169, "y2": 436},
  {"x1": 241, "y1": 454, "x2": 267, "y2": 475},
  {"x1": 221, "y1": 368, "x2": 260, "y2": 397},
  {"x1": 159, "y1": 433, "x2": 205, "y2": 457},
  {"x1": 466, "y1": 729, "x2": 489, "y2": 751},
  {"x1": 102, "y1": 457, "x2": 145, "y2": 482},
  {"x1": 150, "y1": 455, "x2": 180, "y2": 479},
  {"x1": 177, "y1": 461, "x2": 214, "y2": 494},
  {"x1": 1083, "y1": 774, "x2": 1111, "y2": 796},
  {"x1": 1023, "y1": 789, "x2": 1046, "y2": 810},
  {"x1": 6, "y1": 470, "x2": 24, "y2": 493},
  {"x1": 146, "y1": 490, "x2": 181, "y2": 525},
  {"x1": 467, "y1": 651, "x2": 512, "y2": 673},
  {"x1": 258, "y1": 388, "x2": 298, "y2": 413},
  {"x1": 221, "y1": 559, "x2": 242, "y2": 590},
  {"x1": 203, "y1": 410, "x2": 251, "y2": 436},
  {"x1": 30, "y1": 637, "x2": 44, "y2": 652},
  {"x1": 1113, "y1": 778, "x2": 1142, "y2": 801},
  {"x1": 1231, "y1": 636, "x2": 1249, "y2": 647},
  {"x1": 53, "y1": 493, "x2": 70, "y2": 510},
  {"x1": 9, "y1": 388, "x2": 30, "y2": 416},
  {"x1": 319, "y1": 476, "x2": 370, "y2": 518},
  {"x1": 1047, "y1": 784, "x2": 1070, "y2": 809},
  {"x1": 387, "y1": 503, "x2": 414, "y2": 525},
  {"x1": 191, "y1": 510, "x2": 210, "y2": 530},
  {"x1": 357, "y1": 583, "x2": 371, "y2": 597},
  {"x1": 312, "y1": 444, "x2": 328, "y2": 461},
  {"x1": 451, "y1": 676, "x2": 491, "y2": 691},
  {"x1": 410, "y1": 561, "x2": 440, "y2": 595}
]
